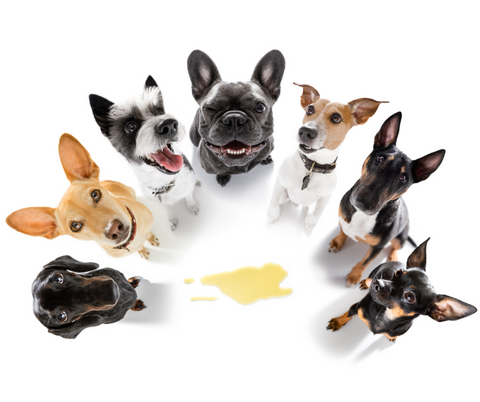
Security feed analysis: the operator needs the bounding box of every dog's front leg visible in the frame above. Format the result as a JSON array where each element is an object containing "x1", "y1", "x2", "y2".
[
  {"x1": 267, "y1": 180, "x2": 286, "y2": 223},
  {"x1": 185, "y1": 195, "x2": 200, "y2": 215},
  {"x1": 346, "y1": 246, "x2": 382, "y2": 287},
  {"x1": 304, "y1": 195, "x2": 331, "y2": 231},
  {"x1": 163, "y1": 205, "x2": 178, "y2": 231}
]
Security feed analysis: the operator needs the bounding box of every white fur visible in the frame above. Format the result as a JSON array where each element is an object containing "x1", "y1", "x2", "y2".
[{"x1": 339, "y1": 209, "x2": 378, "y2": 242}]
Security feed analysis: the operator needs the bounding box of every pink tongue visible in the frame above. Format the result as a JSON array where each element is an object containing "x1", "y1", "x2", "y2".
[{"x1": 150, "y1": 146, "x2": 183, "y2": 172}]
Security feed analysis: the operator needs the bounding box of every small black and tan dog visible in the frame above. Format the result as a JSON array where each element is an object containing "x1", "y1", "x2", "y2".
[
  {"x1": 329, "y1": 112, "x2": 445, "y2": 286},
  {"x1": 32, "y1": 255, "x2": 146, "y2": 339},
  {"x1": 327, "y1": 239, "x2": 476, "y2": 342}
]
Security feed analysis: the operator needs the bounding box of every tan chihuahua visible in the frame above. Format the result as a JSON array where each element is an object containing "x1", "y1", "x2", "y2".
[{"x1": 6, "y1": 134, "x2": 158, "y2": 259}]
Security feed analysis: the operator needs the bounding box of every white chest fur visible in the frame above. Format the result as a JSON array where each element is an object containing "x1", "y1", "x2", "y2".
[{"x1": 339, "y1": 209, "x2": 378, "y2": 242}]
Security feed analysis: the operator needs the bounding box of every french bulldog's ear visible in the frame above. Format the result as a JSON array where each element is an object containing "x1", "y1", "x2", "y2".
[
  {"x1": 406, "y1": 238, "x2": 429, "y2": 271},
  {"x1": 348, "y1": 99, "x2": 388, "y2": 125},
  {"x1": 374, "y1": 112, "x2": 402, "y2": 148},
  {"x1": 412, "y1": 150, "x2": 446, "y2": 183},
  {"x1": 187, "y1": 50, "x2": 221, "y2": 103},
  {"x1": 59, "y1": 134, "x2": 100, "y2": 182},
  {"x1": 43, "y1": 255, "x2": 99, "y2": 272},
  {"x1": 6, "y1": 207, "x2": 60, "y2": 239},
  {"x1": 294, "y1": 83, "x2": 320, "y2": 109},
  {"x1": 89, "y1": 94, "x2": 114, "y2": 137},
  {"x1": 48, "y1": 315, "x2": 105, "y2": 339},
  {"x1": 427, "y1": 295, "x2": 477, "y2": 322},
  {"x1": 252, "y1": 50, "x2": 286, "y2": 102},
  {"x1": 145, "y1": 75, "x2": 158, "y2": 89}
]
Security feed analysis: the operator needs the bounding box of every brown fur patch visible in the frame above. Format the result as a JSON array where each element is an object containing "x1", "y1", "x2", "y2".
[
  {"x1": 327, "y1": 311, "x2": 352, "y2": 331},
  {"x1": 357, "y1": 308, "x2": 371, "y2": 330}
]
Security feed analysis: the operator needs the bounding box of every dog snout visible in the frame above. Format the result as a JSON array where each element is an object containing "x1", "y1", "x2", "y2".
[
  {"x1": 371, "y1": 279, "x2": 392, "y2": 294},
  {"x1": 222, "y1": 112, "x2": 246, "y2": 127},
  {"x1": 105, "y1": 219, "x2": 126, "y2": 241},
  {"x1": 156, "y1": 119, "x2": 178, "y2": 137},
  {"x1": 298, "y1": 126, "x2": 317, "y2": 140}
]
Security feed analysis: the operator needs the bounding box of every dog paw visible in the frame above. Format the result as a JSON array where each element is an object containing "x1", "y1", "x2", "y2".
[
  {"x1": 359, "y1": 279, "x2": 371, "y2": 290},
  {"x1": 260, "y1": 155, "x2": 273, "y2": 165},
  {"x1": 147, "y1": 233, "x2": 160, "y2": 247},
  {"x1": 195, "y1": 180, "x2": 202, "y2": 187},
  {"x1": 170, "y1": 219, "x2": 179, "y2": 231},
  {"x1": 267, "y1": 206, "x2": 281, "y2": 223},
  {"x1": 187, "y1": 202, "x2": 200, "y2": 216},
  {"x1": 131, "y1": 299, "x2": 147, "y2": 311},
  {"x1": 328, "y1": 237, "x2": 345, "y2": 253},
  {"x1": 138, "y1": 247, "x2": 150, "y2": 259},
  {"x1": 346, "y1": 271, "x2": 362, "y2": 287},
  {"x1": 304, "y1": 215, "x2": 319, "y2": 231},
  {"x1": 128, "y1": 277, "x2": 141, "y2": 288},
  {"x1": 326, "y1": 318, "x2": 344, "y2": 332},
  {"x1": 216, "y1": 174, "x2": 231, "y2": 186}
]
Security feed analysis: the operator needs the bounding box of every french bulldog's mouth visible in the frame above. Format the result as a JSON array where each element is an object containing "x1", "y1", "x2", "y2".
[
  {"x1": 204, "y1": 138, "x2": 269, "y2": 159},
  {"x1": 114, "y1": 207, "x2": 137, "y2": 252},
  {"x1": 299, "y1": 143, "x2": 322, "y2": 154},
  {"x1": 141, "y1": 143, "x2": 183, "y2": 175}
]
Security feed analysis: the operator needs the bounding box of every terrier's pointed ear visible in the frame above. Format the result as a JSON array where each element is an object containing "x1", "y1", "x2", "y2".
[
  {"x1": 187, "y1": 50, "x2": 222, "y2": 103},
  {"x1": 406, "y1": 238, "x2": 429, "y2": 270},
  {"x1": 145, "y1": 75, "x2": 158, "y2": 89},
  {"x1": 348, "y1": 99, "x2": 388, "y2": 125},
  {"x1": 374, "y1": 112, "x2": 402, "y2": 148},
  {"x1": 294, "y1": 83, "x2": 320, "y2": 109},
  {"x1": 427, "y1": 295, "x2": 477, "y2": 322},
  {"x1": 89, "y1": 94, "x2": 114, "y2": 137},
  {"x1": 412, "y1": 150, "x2": 446, "y2": 183}
]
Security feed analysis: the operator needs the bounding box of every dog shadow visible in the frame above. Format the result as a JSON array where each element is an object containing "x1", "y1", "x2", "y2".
[
  {"x1": 122, "y1": 279, "x2": 171, "y2": 325},
  {"x1": 313, "y1": 226, "x2": 391, "y2": 288}
]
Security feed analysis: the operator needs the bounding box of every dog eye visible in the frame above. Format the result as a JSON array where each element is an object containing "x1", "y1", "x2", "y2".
[
  {"x1": 404, "y1": 292, "x2": 416, "y2": 303},
  {"x1": 91, "y1": 190, "x2": 102, "y2": 202},
  {"x1": 53, "y1": 273, "x2": 64, "y2": 284},
  {"x1": 306, "y1": 105, "x2": 315, "y2": 115},
  {"x1": 56, "y1": 311, "x2": 68, "y2": 323},
  {"x1": 70, "y1": 221, "x2": 83, "y2": 232},
  {"x1": 377, "y1": 155, "x2": 385, "y2": 164},
  {"x1": 256, "y1": 103, "x2": 266, "y2": 113},
  {"x1": 399, "y1": 174, "x2": 407, "y2": 183},
  {"x1": 395, "y1": 270, "x2": 402, "y2": 277},
  {"x1": 330, "y1": 113, "x2": 342, "y2": 124},
  {"x1": 124, "y1": 121, "x2": 137, "y2": 134}
]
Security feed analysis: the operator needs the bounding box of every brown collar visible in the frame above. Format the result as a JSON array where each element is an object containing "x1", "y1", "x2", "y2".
[{"x1": 299, "y1": 151, "x2": 337, "y2": 174}]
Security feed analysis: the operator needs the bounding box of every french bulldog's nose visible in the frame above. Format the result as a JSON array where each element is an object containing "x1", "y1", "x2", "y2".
[
  {"x1": 156, "y1": 119, "x2": 178, "y2": 136},
  {"x1": 105, "y1": 219, "x2": 125, "y2": 241},
  {"x1": 298, "y1": 126, "x2": 317, "y2": 140},
  {"x1": 222, "y1": 112, "x2": 246, "y2": 127}
]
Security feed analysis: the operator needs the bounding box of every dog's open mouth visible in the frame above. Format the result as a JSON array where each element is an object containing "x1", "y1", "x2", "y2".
[
  {"x1": 141, "y1": 143, "x2": 183, "y2": 175},
  {"x1": 204, "y1": 138, "x2": 269, "y2": 159},
  {"x1": 114, "y1": 207, "x2": 137, "y2": 252},
  {"x1": 299, "y1": 143, "x2": 322, "y2": 154}
]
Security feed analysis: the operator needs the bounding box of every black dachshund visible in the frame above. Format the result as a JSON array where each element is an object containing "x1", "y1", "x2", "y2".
[{"x1": 32, "y1": 255, "x2": 146, "y2": 339}]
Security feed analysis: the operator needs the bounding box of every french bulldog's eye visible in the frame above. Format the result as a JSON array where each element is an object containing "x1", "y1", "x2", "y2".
[
  {"x1": 70, "y1": 221, "x2": 83, "y2": 232},
  {"x1": 56, "y1": 311, "x2": 68, "y2": 323},
  {"x1": 306, "y1": 105, "x2": 315, "y2": 115},
  {"x1": 399, "y1": 174, "x2": 407, "y2": 183},
  {"x1": 53, "y1": 273, "x2": 64, "y2": 284},
  {"x1": 330, "y1": 113, "x2": 342, "y2": 124},
  {"x1": 256, "y1": 103, "x2": 267, "y2": 113},
  {"x1": 91, "y1": 189, "x2": 102, "y2": 203},
  {"x1": 377, "y1": 155, "x2": 385, "y2": 164},
  {"x1": 404, "y1": 292, "x2": 416, "y2": 303},
  {"x1": 124, "y1": 121, "x2": 137, "y2": 134}
]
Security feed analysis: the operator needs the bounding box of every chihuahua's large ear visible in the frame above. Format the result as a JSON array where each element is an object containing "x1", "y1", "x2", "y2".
[
  {"x1": 406, "y1": 238, "x2": 429, "y2": 271},
  {"x1": 59, "y1": 134, "x2": 100, "y2": 182},
  {"x1": 43, "y1": 255, "x2": 99, "y2": 272},
  {"x1": 427, "y1": 295, "x2": 477, "y2": 322},
  {"x1": 48, "y1": 315, "x2": 105, "y2": 339},
  {"x1": 294, "y1": 83, "x2": 320, "y2": 109},
  {"x1": 187, "y1": 50, "x2": 222, "y2": 103},
  {"x1": 6, "y1": 207, "x2": 60, "y2": 239},
  {"x1": 252, "y1": 50, "x2": 285, "y2": 102},
  {"x1": 412, "y1": 150, "x2": 446, "y2": 183},
  {"x1": 349, "y1": 99, "x2": 388, "y2": 125},
  {"x1": 374, "y1": 112, "x2": 402, "y2": 148},
  {"x1": 89, "y1": 94, "x2": 114, "y2": 137}
]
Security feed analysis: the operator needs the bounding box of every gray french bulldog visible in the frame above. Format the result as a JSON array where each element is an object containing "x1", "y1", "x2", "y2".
[{"x1": 187, "y1": 49, "x2": 286, "y2": 186}]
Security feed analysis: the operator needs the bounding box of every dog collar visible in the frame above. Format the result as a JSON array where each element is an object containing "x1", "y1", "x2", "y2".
[
  {"x1": 152, "y1": 179, "x2": 176, "y2": 198},
  {"x1": 299, "y1": 151, "x2": 337, "y2": 190}
]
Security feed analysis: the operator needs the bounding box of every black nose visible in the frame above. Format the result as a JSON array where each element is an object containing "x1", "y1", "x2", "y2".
[
  {"x1": 371, "y1": 279, "x2": 392, "y2": 294},
  {"x1": 156, "y1": 119, "x2": 178, "y2": 136},
  {"x1": 222, "y1": 112, "x2": 246, "y2": 127},
  {"x1": 298, "y1": 126, "x2": 317, "y2": 140}
]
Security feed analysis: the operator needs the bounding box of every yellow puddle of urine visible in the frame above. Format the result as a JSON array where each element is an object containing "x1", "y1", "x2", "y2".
[
  {"x1": 198, "y1": 262, "x2": 292, "y2": 306},
  {"x1": 184, "y1": 278, "x2": 195, "y2": 284},
  {"x1": 190, "y1": 297, "x2": 219, "y2": 302}
]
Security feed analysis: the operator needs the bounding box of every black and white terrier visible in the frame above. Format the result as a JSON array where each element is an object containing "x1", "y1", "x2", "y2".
[{"x1": 89, "y1": 76, "x2": 200, "y2": 230}]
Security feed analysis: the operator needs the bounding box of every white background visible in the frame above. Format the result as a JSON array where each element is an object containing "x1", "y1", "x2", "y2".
[{"x1": 1, "y1": 1, "x2": 478, "y2": 401}]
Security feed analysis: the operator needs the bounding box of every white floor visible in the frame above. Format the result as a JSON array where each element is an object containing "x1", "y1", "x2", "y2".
[{"x1": 1, "y1": 2, "x2": 478, "y2": 401}]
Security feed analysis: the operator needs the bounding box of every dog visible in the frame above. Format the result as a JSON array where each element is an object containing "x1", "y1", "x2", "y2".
[
  {"x1": 267, "y1": 83, "x2": 386, "y2": 230},
  {"x1": 328, "y1": 112, "x2": 445, "y2": 286},
  {"x1": 6, "y1": 133, "x2": 158, "y2": 258},
  {"x1": 32, "y1": 255, "x2": 146, "y2": 339},
  {"x1": 327, "y1": 239, "x2": 477, "y2": 342},
  {"x1": 187, "y1": 49, "x2": 286, "y2": 186},
  {"x1": 89, "y1": 76, "x2": 200, "y2": 231}
]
